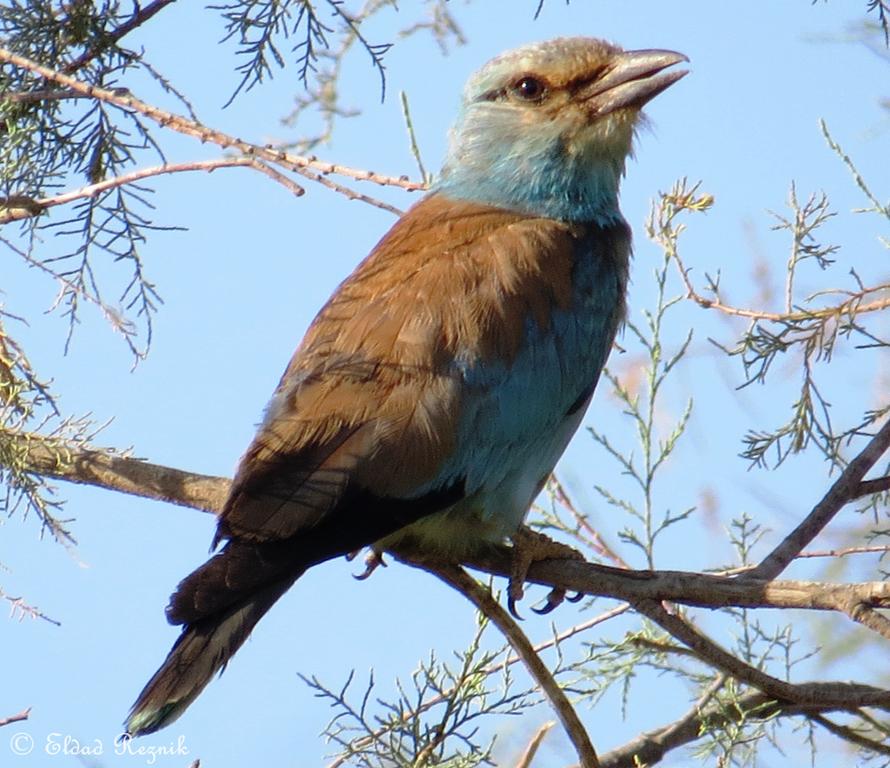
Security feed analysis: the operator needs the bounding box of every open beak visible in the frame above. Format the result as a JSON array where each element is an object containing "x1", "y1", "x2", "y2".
[{"x1": 579, "y1": 49, "x2": 689, "y2": 117}]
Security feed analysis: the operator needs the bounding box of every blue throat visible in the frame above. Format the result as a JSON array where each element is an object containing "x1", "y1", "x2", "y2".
[
  {"x1": 435, "y1": 162, "x2": 623, "y2": 225},
  {"x1": 434, "y1": 116, "x2": 627, "y2": 225}
]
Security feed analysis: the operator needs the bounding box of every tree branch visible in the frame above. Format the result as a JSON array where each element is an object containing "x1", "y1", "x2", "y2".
[
  {"x1": 747, "y1": 418, "x2": 890, "y2": 580},
  {"x1": 514, "y1": 721, "x2": 554, "y2": 768},
  {"x1": 8, "y1": 430, "x2": 890, "y2": 621},
  {"x1": 0, "y1": 158, "x2": 304, "y2": 224},
  {"x1": 62, "y1": 0, "x2": 180, "y2": 76},
  {"x1": 0, "y1": 46, "x2": 425, "y2": 206},
  {"x1": 810, "y1": 713, "x2": 890, "y2": 757},
  {"x1": 425, "y1": 563, "x2": 600, "y2": 768},
  {"x1": 0, "y1": 707, "x2": 31, "y2": 728},
  {"x1": 633, "y1": 599, "x2": 890, "y2": 710},
  {"x1": 10, "y1": 432, "x2": 224, "y2": 514},
  {"x1": 599, "y1": 683, "x2": 890, "y2": 768}
]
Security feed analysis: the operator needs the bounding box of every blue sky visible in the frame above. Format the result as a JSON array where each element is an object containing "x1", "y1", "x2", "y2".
[{"x1": 4, "y1": 2, "x2": 889, "y2": 766}]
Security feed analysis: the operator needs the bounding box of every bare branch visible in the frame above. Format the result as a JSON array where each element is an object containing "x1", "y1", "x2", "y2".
[
  {"x1": 0, "y1": 46, "x2": 425, "y2": 205},
  {"x1": 0, "y1": 707, "x2": 31, "y2": 728},
  {"x1": 811, "y1": 713, "x2": 890, "y2": 757},
  {"x1": 8, "y1": 430, "x2": 890, "y2": 621},
  {"x1": 0, "y1": 158, "x2": 304, "y2": 224},
  {"x1": 599, "y1": 684, "x2": 890, "y2": 768},
  {"x1": 10, "y1": 431, "x2": 224, "y2": 515},
  {"x1": 514, "y1": 721, "x2": 554, "y2": 768},
  {"x1": 425, "y1": 563, "x2": 601, "y2": 768},
  {"x1": 633, "y1": 599, "x2": 890, "y2": 709}
]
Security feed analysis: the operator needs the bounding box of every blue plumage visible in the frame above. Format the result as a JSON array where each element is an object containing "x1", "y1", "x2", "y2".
[{"x1": 126, "y1": 36, "x2": 687, "y2": 737}]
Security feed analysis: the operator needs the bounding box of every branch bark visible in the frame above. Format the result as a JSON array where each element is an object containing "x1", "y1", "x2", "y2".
[
  {"x1": 0, "y1": 707, "x2": 31, "y2": 728},
  {"x1": 9, "y1": 431, "x2": 890, "y2": 623},
  {"x1": 599, "y1": 684, "x2": 890, "y2": 768},
  {"x1": 0, "y1": 158, "x2": 304, "y2": 225},
  {"x1": 427, "y1": 564, "x2": 600, "y2": 768},
  {"x1": 0, "y1": 46, "x2": 424, "y2": 214},
  {"x1": 747, "y1": 418, "x2": 890, "y2": 580},
  {"x1": 13, "y1": 434, "x2": 225, "y2": 514}
]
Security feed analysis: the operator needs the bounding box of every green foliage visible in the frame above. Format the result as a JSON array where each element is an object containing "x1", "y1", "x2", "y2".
[{"x1": 300, "y1": 613, "x2": 538, "y2": 767}]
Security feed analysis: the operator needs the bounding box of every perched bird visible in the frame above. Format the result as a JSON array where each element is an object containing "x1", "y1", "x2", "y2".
[{"x1": 126, "y1": 36, "x2": 687, "y2": 735}]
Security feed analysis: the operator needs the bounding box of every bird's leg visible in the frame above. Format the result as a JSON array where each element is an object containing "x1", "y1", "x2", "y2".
[
  {"x1": 508, "y1": 526, "x2": 585, "y2": 617},
  {"x1": 353, "y1": 549, "x2": 388, "y2": 580}
]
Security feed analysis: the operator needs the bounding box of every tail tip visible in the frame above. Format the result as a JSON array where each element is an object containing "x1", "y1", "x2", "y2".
[{"x1": 124, "y1": 701, "x2": 182, "y2": 738}]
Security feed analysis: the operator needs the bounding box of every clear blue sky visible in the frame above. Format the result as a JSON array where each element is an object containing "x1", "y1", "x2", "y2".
[{"x1": 5, "y1": 2, "x2": 888, "y2": 766}]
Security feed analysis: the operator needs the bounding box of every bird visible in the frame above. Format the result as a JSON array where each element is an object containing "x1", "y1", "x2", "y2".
[{"x1": 126, "y1": 36, "x2": 687, "y2": 736}]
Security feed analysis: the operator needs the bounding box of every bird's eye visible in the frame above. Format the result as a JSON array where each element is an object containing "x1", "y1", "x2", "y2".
[{"x1": 510, "y1": 76, "x2": 547, "y2": 102}]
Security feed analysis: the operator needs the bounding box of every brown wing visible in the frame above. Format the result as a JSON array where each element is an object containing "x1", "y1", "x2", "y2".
[{"x1": 213, "y1": 193, "x2": 587, "y2": 547}]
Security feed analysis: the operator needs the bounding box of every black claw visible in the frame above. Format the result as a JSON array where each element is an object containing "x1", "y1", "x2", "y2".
[
  {"x1": 507, "y1": 596, "x2": 524, "y2": 620},
  {"x1": 353, "y1": 552, "x2": 386, "y2": 581},
  {"x1": 566, "y1": 591, "x2": 585, "y2": 603},
  {"x1": 532, "y1": 590, "x2": 564, "y2": 615}
]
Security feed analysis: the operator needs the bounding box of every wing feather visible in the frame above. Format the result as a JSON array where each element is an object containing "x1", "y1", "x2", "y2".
[{"x1": 216, "y1": 193, "x2": 604, "y2": 548}]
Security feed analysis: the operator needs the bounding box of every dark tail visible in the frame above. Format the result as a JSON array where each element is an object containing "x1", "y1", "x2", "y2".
[
  {"x1": 125, "y1": 536, "x2": 317, "y2": 736},
  {"x1": 125, "y1": 481, "x2": 465, "y2": 735},
  {"x1": 125, "y1": 571, "x2": 298, "y2": 736}
]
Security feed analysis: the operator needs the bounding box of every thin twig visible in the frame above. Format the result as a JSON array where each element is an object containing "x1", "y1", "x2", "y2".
[
  {"x1": 0, "y1": 158, "x2": 303, "y2": 224},
  {"x1": 494, "y1": 604, "x2": 631, "y2": 675},
  {"x1": 0, "y1": 47, "x2": 425, "y2": 202},
  {"x1": 290, "y1": 164, "x2": 402, "y2": 216},
  {"x1": 672, "y1": 248, "x2": 890, "y2": 321},
  {"x1": 427, "y1": 564, "x2": 600, "y2": 768},
  {"x1": 514, "y1": 721, "x2": 554, "y2": 768},
  {"x1": 714, "y1": 543, "x2": 890, "y2": 575},
  {"x1": 1, "y1": 588, "x2": 60, "y2": 626},
  {"x1": 62, "y1": 0, "x2": 179, "y2": 75},
  {"x1": 399, "y1": 90, "x2": 431, "y2": 186},
  {"x1": 0, "y1": 707, "x2": 31, "y2": 728},
  {"x1": 549, "y1": 476, "x2": 630, "y2": 568}
]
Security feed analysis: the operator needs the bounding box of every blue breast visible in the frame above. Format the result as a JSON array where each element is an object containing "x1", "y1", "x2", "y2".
[{"x1": 403, "y1": 220, "x2": 630, "y2": 548}]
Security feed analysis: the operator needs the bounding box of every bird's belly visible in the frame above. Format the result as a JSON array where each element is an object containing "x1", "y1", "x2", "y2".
[{"x1": 380, "y1": 402, "x2": 589, "y2": 559}]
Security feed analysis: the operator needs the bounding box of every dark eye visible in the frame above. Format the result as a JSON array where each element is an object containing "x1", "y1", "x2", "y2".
[{"x1": 510, "y1": 76, "x2": 547, "y2": 102}]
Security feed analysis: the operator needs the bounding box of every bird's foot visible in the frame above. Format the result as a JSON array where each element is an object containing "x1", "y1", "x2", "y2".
[
  {"x1": 508, "y1": 527, "x2": 585, "y2": 618},
  {"x1": 353, "y1": 549, "x2": 387, "y2": 580}
]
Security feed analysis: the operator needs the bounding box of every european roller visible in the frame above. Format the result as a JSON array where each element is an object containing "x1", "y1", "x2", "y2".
[{"x1": 127, "y1": 36, "x2": 687, "y2": 735}]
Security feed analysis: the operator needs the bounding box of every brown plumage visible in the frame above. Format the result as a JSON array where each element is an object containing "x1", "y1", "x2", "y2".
[
  {"x1": 127, "y1": 35, "x2": 686, "y2": 736},
  {"x1": 127, "y1": 194, "x2": 630, "y2": 735}
]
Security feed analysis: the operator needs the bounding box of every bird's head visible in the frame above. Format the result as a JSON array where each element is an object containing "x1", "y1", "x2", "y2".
[{"x1": 436, "y1": 37, "x2": 688, "y2": 224}]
